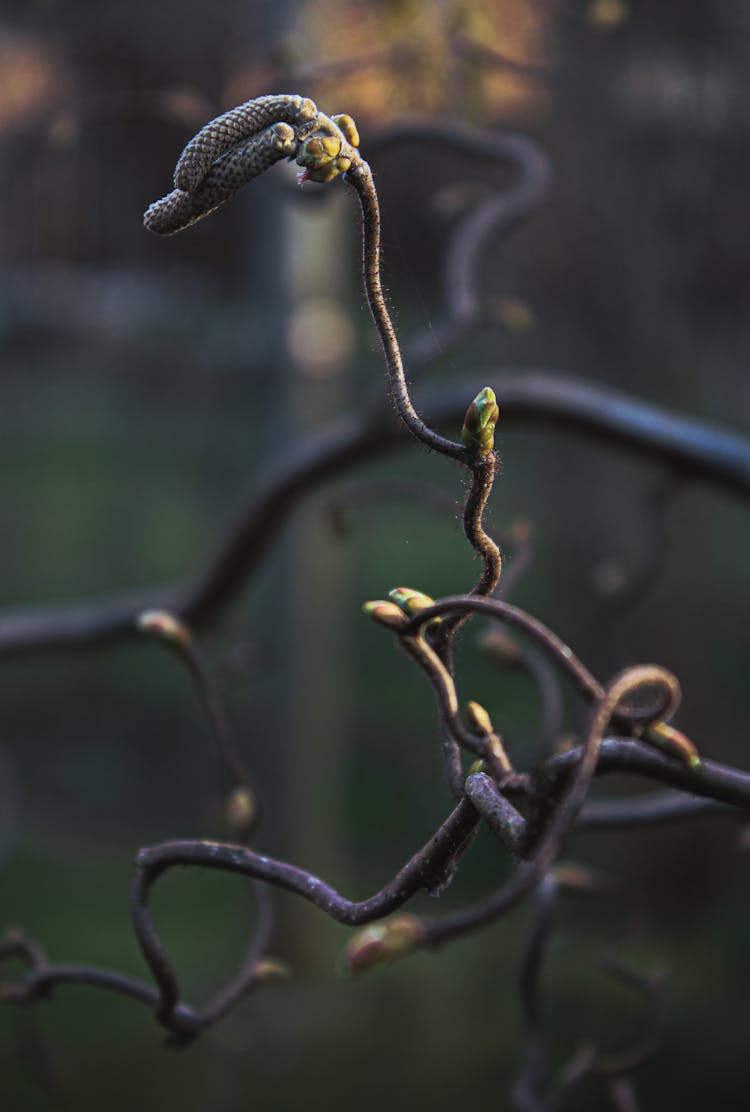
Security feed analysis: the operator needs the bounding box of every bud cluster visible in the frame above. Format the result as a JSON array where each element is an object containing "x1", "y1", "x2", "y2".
[{"x1": 362, "y1": 586, "x2": 439, "y2": 631}]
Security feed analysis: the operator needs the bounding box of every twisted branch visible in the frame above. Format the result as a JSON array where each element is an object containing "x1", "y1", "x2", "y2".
[
  {"x1": 1, "y1": 374, "x2": 748, "y2": 659},
  {"x1": 2, "y1": 93, "x2": 749, "y2": 1105}
]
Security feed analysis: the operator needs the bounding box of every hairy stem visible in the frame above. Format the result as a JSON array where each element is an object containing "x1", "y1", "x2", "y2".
[{"x1": 348, "y1": 160, "x2": 465, "y2": 459}]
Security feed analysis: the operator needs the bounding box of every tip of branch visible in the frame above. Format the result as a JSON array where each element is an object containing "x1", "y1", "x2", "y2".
[{"x1": 362, "y1": 599, "x2": 409, "y2": 630}]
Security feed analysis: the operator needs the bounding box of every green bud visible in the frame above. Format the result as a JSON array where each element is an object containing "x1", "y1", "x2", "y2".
[
  {"x1": 332, "y1": 113, "x2": 360, "y2": 147},
  {"x1": 362, "y1": 599, "x2": 409, "y2": 630},
  {"x1": 252, "y1": 958, "x2": 290, "y2": 983},
  {"x1": 306, "y1": 156, "x2": 350, "y2": 183},
  {"x1": 338, "y1": 915, "x2": 424, "y2": 975},
  {"x1": 296, "y1": 134, "x2": 342, "y2": 170},
  {"x1": 465, "y1": 700, "x2": 493, "y2": 735},
  {"x1": 225, "y1": 786, "x2": 257, "y2": 836},
  {"x1": 461, "y1": 387, "x2": 499, "y2": 456},
  {"x1": 387, "y1": 586, "x2": 438, "y2": 619},
  {"x1": 295, "y1": 130, "x2": 355, "y2": 186},
  {"x1": 466, "y1": 701, "x2": 512, "y2": 775}
]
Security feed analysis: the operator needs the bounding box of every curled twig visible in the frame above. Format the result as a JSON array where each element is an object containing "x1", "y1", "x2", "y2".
[
  {"x1": 1, "y1": 373, "x2": 748, "y2": 660},
  {"x1": 394, "y1": 666, "x2": 684, "y2": 952},
  {"x1": 127, "y1": 797, "x2": 479, "y2": 1032}
]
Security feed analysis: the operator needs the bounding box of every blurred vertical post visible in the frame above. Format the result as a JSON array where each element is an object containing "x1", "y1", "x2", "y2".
[{"x1": 282, "y1": 181, "x2": 355, "y2": 969}]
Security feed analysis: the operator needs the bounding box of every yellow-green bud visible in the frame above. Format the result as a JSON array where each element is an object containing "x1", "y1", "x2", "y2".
[
  {"x1": 461, "y1": 387, "x2": 499, "y2": 456},
  {"x1": 225, "y1": 786, "x2": 257, "y2": 835},
  {"x1": 465, "y1": 700, "x2": 494, "y2": 735},
  {"x1": 332, "y1": 114, "x2": 360, "y2": 147},
  {"x1": 388, "y1": 586, "x2": 438, "y2": 619},
  {"x1": 295, "y1": 130, "x2": 354, "y2": 185},
  {"x1": 252, "y1": 958, "x2": 290, "y2": 984},
  {"x1": 466, "y1": 701, "x2": 512, "y2": 775},
  {"x1": 362, "y1": 599, "x2": 409, "y2": 630},
  {"x1": 297, "y1": 134, "x2": 342, "y2": 169},
  {"x1": 305, "y1": 155, "x2": 350, "y2": 183},
  {"x1": 338, "y1": 915, "x2": 424, "y2": 975}
]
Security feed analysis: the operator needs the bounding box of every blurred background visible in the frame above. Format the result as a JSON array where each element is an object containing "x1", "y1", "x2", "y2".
[{"x1": 1, "y1": 0, "x2": 749, "y2": 1108}]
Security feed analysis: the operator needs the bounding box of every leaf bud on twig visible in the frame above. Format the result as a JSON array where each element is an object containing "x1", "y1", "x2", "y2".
[
  {"x1": 465, "y1": 701, "x2": 513, "y2": 776},
  {"x1": 387, "y1": 586, "x2": 440, "y2": 623},
  {"x1": 295, "y1": 129, "x2": 349, "y2": 185},
  {"x1": 251, "y1": 958, "x2": 291, "y2": 984},
  {"x1": 297, "y1": 133, "x2": 342, "y2": 167},
  {"x1": 362, "y1": 599, "x2": 410, "y2": 630},
  {"x1": 225, "y1": 786, "x2": 257, "y2": 837},
  {"x1": 461, "y1": 387, "x2": 499, "y2": 456},
  {"x1": 338, "y1": 915, "x2": 424, "y2": 975},
  {"x1": 332, "y1": 114, "x2": 360, "y2": 147},
  {"x1": 465, "y1": 700, "x2": 494, "y2": 735}
]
